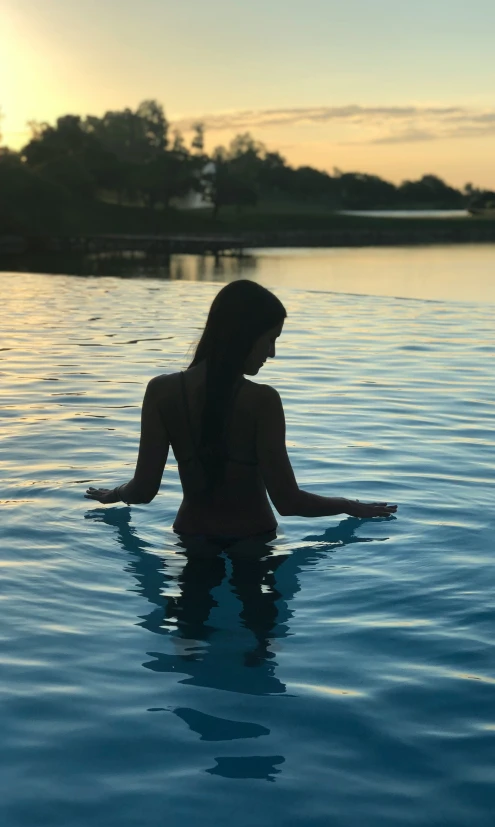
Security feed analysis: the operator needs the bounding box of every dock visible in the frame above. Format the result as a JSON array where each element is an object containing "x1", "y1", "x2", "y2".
[
  {"x1": 2, "y1": 221, "x2": 495, "y2": 258},
  {"x1": 0, "y1": 234, "x2": 249, "y2": 257}
]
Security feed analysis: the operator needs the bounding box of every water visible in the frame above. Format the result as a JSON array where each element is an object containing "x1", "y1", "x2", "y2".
[
  {"x1": 249, "y1": 245, "x2": 495, "y2": 304},
  {"x1": 6, "y1": 242, "x2": 495, "y2": 303},
  {"x1": 1, "y1": 256, "x2": 495, "y2": 826},
  {"x1": 339, "y1": 209, "x2": 469, "y2": 219}
]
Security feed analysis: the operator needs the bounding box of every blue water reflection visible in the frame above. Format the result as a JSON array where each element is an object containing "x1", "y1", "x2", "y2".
[
  {"x1": 85, "y1": 507, "x2": 391, "y2": 781},
  {"x1": 3, "y1": 272, "x2": 495, "y2": 826}
]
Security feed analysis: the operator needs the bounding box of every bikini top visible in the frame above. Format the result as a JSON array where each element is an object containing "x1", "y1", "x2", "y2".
[{"x1": 177, "y1": 371, "x2": 258, "y2": 468}]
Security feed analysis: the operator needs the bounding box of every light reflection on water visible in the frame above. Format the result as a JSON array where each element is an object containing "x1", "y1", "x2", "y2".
[
  {"x1": 1, "y1": 268, "x2": 495, "y2": 826},
  {"x1": 3, "y1": 242, "x2": 495, "y2": 303}
]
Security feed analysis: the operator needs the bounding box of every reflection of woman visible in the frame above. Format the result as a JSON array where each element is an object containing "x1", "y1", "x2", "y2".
[
  {"x1": 85, "y1": 506, "x2": 386, "y2": 698},
  {"x1": 86, "y1": 280, "x2": 397, "y2": 537}
]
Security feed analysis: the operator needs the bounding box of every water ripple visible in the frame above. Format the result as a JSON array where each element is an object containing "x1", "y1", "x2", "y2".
[{"x1": 1, "y1": 270, "x2": 494, "y2": 827}]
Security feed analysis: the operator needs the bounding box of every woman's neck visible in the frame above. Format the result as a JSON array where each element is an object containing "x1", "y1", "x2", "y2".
[{"x1": 188, "y1": 359, "x2": 244, "y2": 382}]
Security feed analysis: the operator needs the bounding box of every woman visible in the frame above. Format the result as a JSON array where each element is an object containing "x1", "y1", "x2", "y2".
[{"x1": 85, "y1": 280, "x2": 397, "y2": 538}]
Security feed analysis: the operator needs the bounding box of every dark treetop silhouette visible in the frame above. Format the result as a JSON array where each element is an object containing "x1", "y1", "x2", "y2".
[
  {"x1": 0, "y1": 98, "x2": 480, "y2": 238},
  {"x1": 85, "y1": 280, "x2": 397, "y2": 538}
]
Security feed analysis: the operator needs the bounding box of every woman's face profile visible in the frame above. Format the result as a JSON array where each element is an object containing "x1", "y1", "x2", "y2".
[{"x1": 244, "y1": 322, "x2": 284, "y2": 376}]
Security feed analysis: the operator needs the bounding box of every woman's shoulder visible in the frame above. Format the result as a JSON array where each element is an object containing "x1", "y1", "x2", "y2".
[
  {"x1": 147, "y1": 371, "x2": 179, "y2": 384},
  {"x1": 145, "y1": 373, "x2": 281, "y2": 408},
  {"x1": 242, "y1": 379, "x2": 281, "y2": 408},
  {"x1": 145, "y1": 372, "x2": 181, "y2": 399}
]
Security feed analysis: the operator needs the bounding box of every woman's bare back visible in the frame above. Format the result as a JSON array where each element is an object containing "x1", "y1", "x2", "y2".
[
  {"x1": 86, "y1": 366, "x2": 397, "y2": 525},
  {"x1": 155, "y1": 364, "x2": 278, "y2": 536},
  {"x1": 85, "y1": 281, "x2": 397, "y2": 524}
]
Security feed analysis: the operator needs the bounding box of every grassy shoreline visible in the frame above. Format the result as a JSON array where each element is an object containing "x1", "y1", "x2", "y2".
[{"x1": 2, "y1": 201, "x2": 495, "y2": 255}]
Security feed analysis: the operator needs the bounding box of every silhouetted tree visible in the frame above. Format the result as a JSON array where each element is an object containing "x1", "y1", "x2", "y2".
[
  {"x1": 398, "y1": 174, "x2": 463, "y2": 208},
  {"x1": 23, "y1": 116, "x2": 95, "y2": 166},
  {"x1": 171, "y1": 129, "x2": 186, "y2": 153},
  {"x1": 257, "y1": 151, "x2": 288, "y2": 191},
  {"x1": 202, "y1": 133, "x2": 267, "y2": 216},
  {"x1": 35, "y1": 155, "x2": 96, "y2": 198},
  {"x1": 0, "y1": 150, "x2": 74, "y2": 233},
  {"x1": 1, "y1": 97, "x2": 476, "y2": 232},
  {"x1": 204, "y1": 149, "x2": 258, "y2": 218},
  {"x1": 83, "y1": 100, "x2": 168, "y2": 165},
  {"x1": 467, "y1": 189, "x2": 495, "y2": 210},
  {"x1": 138, "y1": 149, "x2": 198, "y2": 209},
  {"x1": 21, "y1": 116, "x2": 107, "y2": 198},
  {"x1": 191, "y1": 122, "x2": 205, "y2": 153},
  {"x1": 337, "y1": 172, "x2": 397, "y2": 209}
]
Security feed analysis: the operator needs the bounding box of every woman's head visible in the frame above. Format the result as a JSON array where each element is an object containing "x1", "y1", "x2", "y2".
[
  {"x1": 189, "y1": 280, "x2": 286, "y2": 493},
  {"x1": 243, "y1": 319, "x2": 284, "y2": 375},
  {"x1": 190, "y1": 279, "x2": 286, "y2": 376}
]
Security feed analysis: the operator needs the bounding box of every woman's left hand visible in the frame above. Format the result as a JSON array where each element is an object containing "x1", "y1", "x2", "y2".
[{"x1": 85, "y1": 486, "x2": 121, "y2": 504}]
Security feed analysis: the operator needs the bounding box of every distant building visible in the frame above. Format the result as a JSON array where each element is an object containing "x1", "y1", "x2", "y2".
[{"x1": 170, "y1": 161, "x2": 215, "y2": 210}]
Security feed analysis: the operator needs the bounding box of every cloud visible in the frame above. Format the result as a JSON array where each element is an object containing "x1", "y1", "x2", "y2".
[
  {"x1": 367, "y1": 119, "x2": 495, "y2": 146},
  {"x1": 174, "y1": 105, "x2": 464, "y2": 131},
  {"x1": 370, "y1": 129, "x2": 436, "y2": 145},
  {"x1": 172, "y1": 104, "x2": 495, "y2": 145}
]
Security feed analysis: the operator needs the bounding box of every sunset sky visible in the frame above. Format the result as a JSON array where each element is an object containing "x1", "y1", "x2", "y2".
[{"x1": 2, "y1": 0, "x2": 495, "y2": 187}]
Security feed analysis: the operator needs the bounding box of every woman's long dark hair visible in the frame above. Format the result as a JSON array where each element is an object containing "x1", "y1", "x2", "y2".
[{"x1": 188, "y1": 279, "x2": 286, "y2": 493}]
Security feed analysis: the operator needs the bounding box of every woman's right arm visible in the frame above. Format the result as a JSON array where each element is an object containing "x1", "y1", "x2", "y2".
[{"x1": 255, "y1": 385, "x2": 397, "y2": 519}]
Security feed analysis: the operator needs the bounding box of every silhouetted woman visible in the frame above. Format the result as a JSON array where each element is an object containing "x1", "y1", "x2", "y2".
[{"x1": 85, "y1": 280, "x2": 397, "y2": 538}]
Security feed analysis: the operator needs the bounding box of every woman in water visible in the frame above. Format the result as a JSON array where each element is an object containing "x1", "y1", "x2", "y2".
[{"x1": 85, "y1": 280, "x2": 397, "y2": 538}]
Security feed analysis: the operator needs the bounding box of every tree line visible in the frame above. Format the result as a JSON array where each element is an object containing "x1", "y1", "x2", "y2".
[{"x1": 0, "y1": 99, "x2": 492, "y2": 234}]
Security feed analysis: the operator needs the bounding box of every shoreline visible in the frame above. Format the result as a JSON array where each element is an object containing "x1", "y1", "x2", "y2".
[
  {"x1": 2, "y1": 223, "x2": 495, "y2": 259},
  {"x1": 2, "y1": 210, "x2": 495, "y2": 260}
]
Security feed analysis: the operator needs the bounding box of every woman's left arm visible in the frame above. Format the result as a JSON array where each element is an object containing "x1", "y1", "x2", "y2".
[{"x1": 85, "y1": 376, "x2": 169, "y2": 505}]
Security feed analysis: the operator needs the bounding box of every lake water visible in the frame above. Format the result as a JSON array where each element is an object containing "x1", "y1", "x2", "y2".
[
  {"x1": 1, "y1": 249, "x2": 495, "y2": 826},
  {"x1": 339, "y1": 209, "x2": 469, "y2": 219}
]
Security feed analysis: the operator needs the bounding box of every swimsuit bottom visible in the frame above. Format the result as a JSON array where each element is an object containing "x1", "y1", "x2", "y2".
[{"x1": 175, "y1": 527, "x2": 277, "y2": 550}]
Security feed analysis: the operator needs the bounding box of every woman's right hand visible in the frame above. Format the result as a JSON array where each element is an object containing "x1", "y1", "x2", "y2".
[
  {"x1": 85, "y1": 486, "x2": 122, "y2": 504},
  {"x1": 345, "y1": 499, "x2": 398, "y2": 518}
]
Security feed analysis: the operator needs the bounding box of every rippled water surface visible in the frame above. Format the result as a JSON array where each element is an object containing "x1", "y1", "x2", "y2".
[{"x1": 2, "y1": 267, "x2": 495, "y2": 826}]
